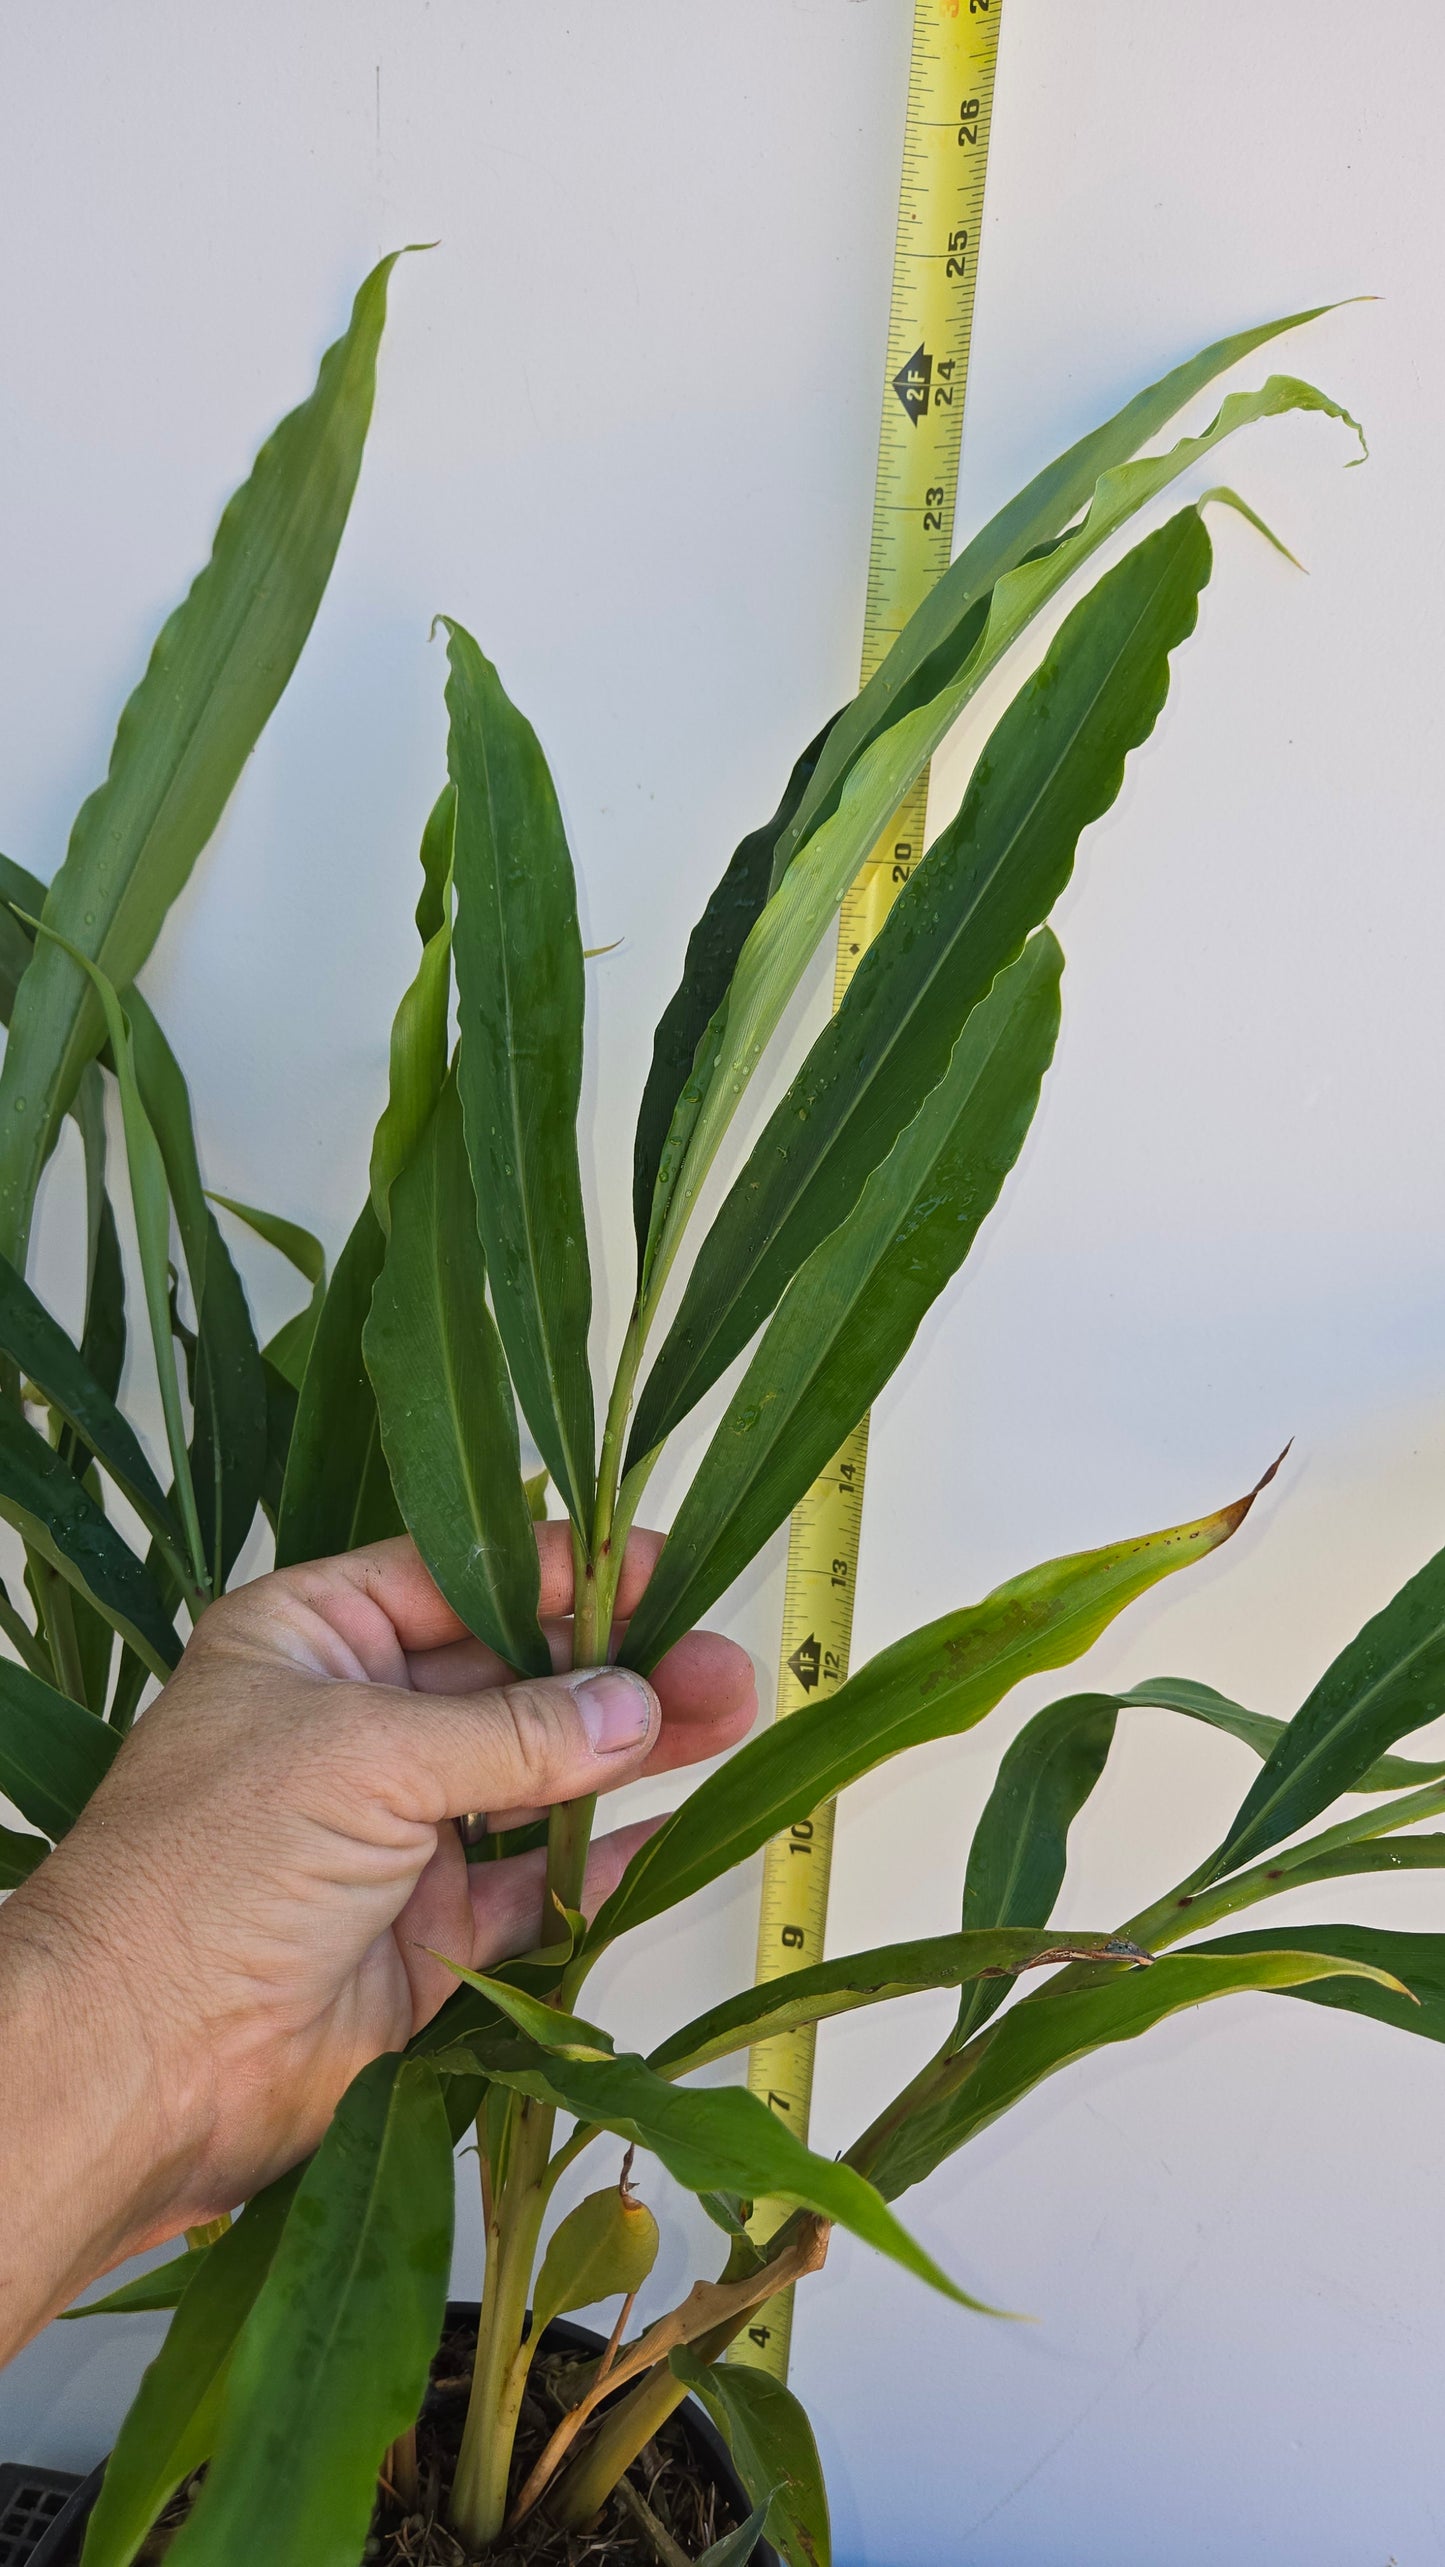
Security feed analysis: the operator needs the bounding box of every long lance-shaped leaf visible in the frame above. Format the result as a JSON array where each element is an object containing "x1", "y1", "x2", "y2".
[
  {"x1": 670, "y1": 2350, "x2": 829, "y2": 2567},
  {"x1": 1116, "y1": 1777, "x2": 1445, "y2": 1961},
  {"x1": 770, "y1": 304, "x2": 1351, "y2": 897},
  {"x1": 0, "y1": 1400, "x2": 180, "y2": 1678},
  {"x1": 1208, "y1": 1536, "x2": 1445, "y2": 1880},
  {"x1": 0, "y1": 855, "x2": 42, "y2": 1024},
  {"x1": 851, "y1": 1947, "x2": 1408, "y2": 2206},
  {"x1": 164, "y1": 2058, "x2": 454, "y2": 2567},
  {"x1": 622, "y1": 932, "x2": 1062, "y2": 1671},
  {"x1": 695, "y1": 2498, "x2": 777, "y2": 2567},
  {"x1": 364, "y1": 1078, "x2": 548, "y2": 1673},
  {"x1": 369, "y1": 786, "x2": 456, "y2": 1237},
  {"x1": 16, "y1": 924, "x2": 210, "y2": 1600},
  {"x1": 78, "y1": 2176, "x2": 302, "y2": 2567},
  {"x1": 631, "y1": 510, "x2": 1212, "y2": 1460},
  {"x1": 71, "y1": 1066, "x2": 126, "y2": 1406},
  {"x1": 0, "y1": 1656, "x2": 118, "y2": 1836},
  {"x1": 1099, "y1": 1672, "x2": 1445, "y2": 1790},
  {"x1": 440, "y1": 1998, "x2": 998, "y2": 2312},
  {"x1": 0, "y1": 253, "x2": 417, "y2": 1268},
  {"x1": 954, "y1": 1693, "x2": 1122, "y2": 2046},
  {"x1": 125, "y1": 998, "x2": 267, "y2": 1594},
  {"x1": 275, "y1": 1202, "x2": 402, "y2": 1567},
  {"x1": 1201, "y1": 1925, "x2": 1445, "y2": 2048},
  {"x1": 597, "y1": 1464, "x2": 1275, "y2": 1947},
  {"x1": 210, "y1": 1194, "x2": 326, "y2": 1392},
  {"x1": 945, "y1": 1659, "x2": 1445, "y2": 2047},
  {"x1": 647, "y1": 1929, "x2": 1151, "y2": 2081},
  {"x1": 0, "y1": 864, "x2": 129, "y2": 1456},
  {"x1": 0, "y1": 1251, "x2": 182, "y2": 1563},
  {"x1": 644, "y1": 375, "x2": 1361, "y2": 1292},
  {"x1": 633, "y1": 713, "x2": 841, "y2": 1280},
  {"x1": 443, "y1": 621, "x2": 596, "y2": 1529},
  {"x1": 64, "y1": 2244, "x2": 211, "y2": 2320}
]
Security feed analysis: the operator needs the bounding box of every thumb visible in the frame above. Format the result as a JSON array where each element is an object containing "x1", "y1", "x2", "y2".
[{"x1": 380, "y1": 1663, "x2": 661, "y2": 1823}]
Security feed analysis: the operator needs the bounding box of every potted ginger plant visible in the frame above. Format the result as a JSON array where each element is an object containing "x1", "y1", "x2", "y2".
[{"x1": 4, "y1": 257, "x2": 1445, "y2": 2567}]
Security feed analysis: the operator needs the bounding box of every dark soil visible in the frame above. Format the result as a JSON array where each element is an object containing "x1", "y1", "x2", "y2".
[
  {"x1": 134, "y1": 2315, "x2": 747, "y2": 2567},
  {"x1": 369, "y1": 2316, "x2": 746, "y2": 2565}
]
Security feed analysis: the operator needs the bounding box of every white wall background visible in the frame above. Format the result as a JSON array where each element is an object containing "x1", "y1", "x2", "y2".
[{"x1": 1, "y1": 3, "x2": 1443, "y2": 2560}]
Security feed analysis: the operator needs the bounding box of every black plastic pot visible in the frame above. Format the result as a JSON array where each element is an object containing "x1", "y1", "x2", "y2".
[{"x1": 26, "y1": 2304, "x2": 776, "y2": 2565}]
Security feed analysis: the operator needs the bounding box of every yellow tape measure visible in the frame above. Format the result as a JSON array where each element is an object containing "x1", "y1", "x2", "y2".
[{"x1": 732, "y1": 0, "x2": 1003, "y2": 2381}]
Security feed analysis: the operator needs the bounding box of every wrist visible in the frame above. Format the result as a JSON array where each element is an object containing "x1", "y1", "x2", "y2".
[{"x1": 0, "y1": 1852, "x2": 213, "y2": 2357}]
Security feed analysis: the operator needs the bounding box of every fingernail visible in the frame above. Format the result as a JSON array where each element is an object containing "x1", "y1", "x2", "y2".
[{"x1": 569, "y1": 1666, "x2": 655, "y2": 1754}]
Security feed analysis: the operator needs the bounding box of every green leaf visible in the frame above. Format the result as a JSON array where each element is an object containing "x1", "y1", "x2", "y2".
[
  {"x1": 0, "y1": 854, "x2": 44, "y2": 1024},
  {"x1": 0, "y1": 1654, "x2": 118, "y2": 1834},
  {"x1": 645, "y1": 376, "x2": 1362, "y2": 1288},
  {"x1": 128, "y1": 998, "x2": 267, "y2": 1592},
  {"x1": 0, "y1": 871, "x2": 129, "y2": 1493},
  {"x1": 599, "y1": 1465, "x2": 1274, "y2": 1945},
  {"x1": 0, "y1": 1250, "x2": 179, "y2": 1555},
  {"x1": 18, "y1": 928, "x2": 209, "y2": 1599},
  {"x1": 532, "y1": 2177, "x2": 660, "y2": 2334},
  {"x1": 469, "y1": 2034, "x2": 1000, "y2": 2312},
  {"x1": 442, "y1": 621, "x2": 596, "y2": 1527},
  {"x1": 853, "y1": 1946, "x2": 1408, "y2": 2205},
  {"x1": 63, "y1": 2245, "x2": 211, "y2": 2319},
  {"x1": 413, "y1": 782, "x2": 456, "y2": 946},
  {"x1": 954, "y1": 1695, "x2": 1122, "y2": 2045},
  {"x1": 369, "y1": 790, "x2": 456, "y2": 1236},
  {"x1": 163, "y1": 2058, "x2": 454, "y2": 2567},
  {"x1": 695, "y1": 2495, "x2": 777, "y2": 2567},
  {"x1": 1135, "y1": 1797, "x2": 1445, "y2": 1952},
  {"x1": 632, "y1": 713, "x2": 841, "y2": 1281},
  {"x1": 671, "y1": 2349, "x2": 829, "y2": 2567},
  {"x1": 78, "y1": 2176, "x2": 301, "y2": 2567},
  {"x1": 0, "y1": 252, "x2": 417, "y2": 1267},
  {"x1": 1210, "y1": 1537, "x2": 1445, "y2": 1878},
  {"x1": 0, "y1": 1820, "x2": 47, "y2": 1886},
  {"x1": 364, "y1": 1078, "x2": 548, "y2": 1673},
  {"x1": 1089, "y1": 1672, "x2": 1445, "y2": 1785},
  {"x1": 769, "y1": 306, "x2": 1350, "y2": 902},
  {"x1": 71, "y1": 1066, "x2": 127, "y2": 1406},
  {"x1": 275, "y1": 1203, "x2": 401, "y2": 1567},
  {"x1": 430, "y1": 1958, "x2": 612, "y2": 2060},
  {"x1": 524, "y1": 1466, "x2": 550, "y2": 1523},
  {"x1": 1201, "y1": 1925, "x2": 1445, "y2": 2045},
  {"x1": 209, "y1": 1194, "x2": 326, "y2": 1393},
  {"x1": 258, "y1": 1356, "x2": 299, "y2": 1533},
  {"x1": 631, "y1": 510, "x2": 1214, "y2": 1458},
  {"x1": 648, "y1": 1929, "x2": 1149, "y2": 2081},
  {"x1": 0, "y1": 1401, "x2": 180, "y2": 1678},
  {"x1": 622, "y1": 932, "x2": 1062, "y2": 1669}
]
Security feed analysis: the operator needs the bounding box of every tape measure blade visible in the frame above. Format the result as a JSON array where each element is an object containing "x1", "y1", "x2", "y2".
[{"x1": 734, "y1": 0, "x2": 1002, "y2": 2381}]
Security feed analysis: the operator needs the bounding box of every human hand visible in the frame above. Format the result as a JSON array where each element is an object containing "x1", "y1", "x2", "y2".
[{"x1": 0, "y1": 1529, "x2": 756, "y2": 2354}]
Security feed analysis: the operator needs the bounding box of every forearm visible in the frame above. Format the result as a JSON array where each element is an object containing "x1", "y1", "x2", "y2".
[{"x1": 0, "y1": 1870, "x2": 201, "y2": 2361}]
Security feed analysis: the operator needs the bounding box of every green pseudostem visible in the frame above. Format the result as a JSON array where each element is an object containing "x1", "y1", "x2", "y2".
[{"x1": 448, "y1": 1372, "x2": 637, "y2": 2545}]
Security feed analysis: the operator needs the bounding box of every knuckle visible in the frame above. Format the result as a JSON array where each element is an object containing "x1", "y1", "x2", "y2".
[{"x1": 493, "y1": 1681, "x2": 572, "y2": 1791}]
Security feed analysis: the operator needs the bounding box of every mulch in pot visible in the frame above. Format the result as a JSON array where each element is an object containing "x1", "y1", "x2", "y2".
[{"x1": 132, "y1": 2310, "x2": 761, "y2": 2566}]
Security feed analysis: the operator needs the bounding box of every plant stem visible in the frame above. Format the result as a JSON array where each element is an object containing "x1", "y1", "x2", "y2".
[
  {"x1": 451, "y1": 2109, "x2": 554, "y2": 2547},
  {"x1": 451, "y1": 1301, "x2": 657, "y2": 2547},
  {"x1": 547, "y1": 2304, "x2": 748, "y2": 2534}
]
